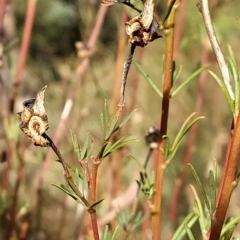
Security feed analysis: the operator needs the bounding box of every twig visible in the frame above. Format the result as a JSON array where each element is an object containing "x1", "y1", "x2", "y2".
[
  {"x1": 198, "y1": 0, "x2": 234, "y2": 100},
  {"x1": 209, "y1": 113, "x2": 240, "y2": 239},
  {"x1": 118, "y1": 44, "x2": 136, "y2": 109},
  {"x1": 43, "y1": 133, "x2": 90, "y2": 207},
  {"x1": 152, "y1": 1, "x2": 179, "y2": 239}
]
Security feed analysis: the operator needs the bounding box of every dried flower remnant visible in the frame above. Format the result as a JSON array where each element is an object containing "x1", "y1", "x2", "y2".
[
  {"x1": 17, "y1": 86, "x2": 49, "y2": 147},
  {"x1": 125, "y1": 0, "x2": 162, "y2": 47}
]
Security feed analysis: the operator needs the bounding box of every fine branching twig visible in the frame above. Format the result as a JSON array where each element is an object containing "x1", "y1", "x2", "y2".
[{"x1": 198, "y1": 0, "x2": 234, "y2": 100}]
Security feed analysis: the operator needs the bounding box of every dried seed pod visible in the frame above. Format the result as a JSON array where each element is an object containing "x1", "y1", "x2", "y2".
[
  {"x1": 125, "y1": 0, "x2": 162, "y2": 47},
  {"x1": 18, "y1": 86, "x2": 49, "y2": 147}
]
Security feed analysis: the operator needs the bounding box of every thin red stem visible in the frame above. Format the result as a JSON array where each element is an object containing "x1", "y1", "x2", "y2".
[
  {"x1": 9, "y1": 0, "x2": 37, "y2": 113},
  {"x1": 209, "y1": 114, "x2": 240, "y2": 239}
]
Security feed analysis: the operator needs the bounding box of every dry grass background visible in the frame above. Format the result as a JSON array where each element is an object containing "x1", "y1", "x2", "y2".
[{"x1": 1, "y1": 0, "x2": 240, "y2": 239}]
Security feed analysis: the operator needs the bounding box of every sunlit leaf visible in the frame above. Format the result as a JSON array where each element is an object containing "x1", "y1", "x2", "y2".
[
  {"x1": 172, "y1": 212, "x2": 198, "y2": 240},
  {"x1": 221, "y1": 216, "x2": 240, "y2": 237},
  {"x1": 170, "y1": 113, "x2": 204, "y2": 161},
  {"x1": 103, "y1": 135, "x2": 138, "y2": 157},
  {"x1": 190, "y1": 184, "x2": 207, "y2": 234},
  {"x1": 184, "y1": 224, "x2": 196, "y2": 240},
  {"x1": 227, "y1": 46, "x2": 239, "y2": 114},
  {"x1": 172, "y1": 66, "x2": 208, "y2": 97},
  {"x1": 209, "y1": 70, "x2": 234, "y2": 113}
]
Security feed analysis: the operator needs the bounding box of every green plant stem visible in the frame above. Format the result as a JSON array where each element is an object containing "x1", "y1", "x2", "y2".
[
  {"x1": 209, "y1": 114, "x2": 240, "y2": 239},
  {"x1": 152, "y1": 1, "x2": 178, "y2": 239}
]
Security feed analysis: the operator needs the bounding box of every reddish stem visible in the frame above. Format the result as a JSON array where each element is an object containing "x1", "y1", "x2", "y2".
[
  {"x1": 152, "y1": 2, "x2": 178, "y2": 238},
  {"x1": 209, "y1": 114, "x2": 240, "y2": 239},
  {"x1": 9, "y1": 0, "x2": 37, "y2": 113}
]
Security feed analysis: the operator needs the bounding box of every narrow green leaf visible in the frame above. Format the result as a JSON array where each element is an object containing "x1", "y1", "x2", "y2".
[
  {"x1": 51, "y1": 184, "x2": 85, "y2": 207},
  {"x1": 105, "y1": 115, "x2": 118, "y2": 140},
  {"x1": 118, "y1": 109, "x2": 137, "y2": 129},
  {"x1": 172, "y1": 212, "x2": 198, "y2": 240},
  {"x1": 222, "y1": 227, "x2": 234, "y2": 240},
  {"x1": 208, "y1": 170, "x2": 216, "y2": 215},
  {"x1": 81, "y1": 134, "x2": 89, "y2": 160},
  {"x1": 163, "y1": 0, "x2": 177, "y2": 24},
  {"x1": 75, "y1": 167, "x2": 80, "y2": 188},
  {"x1": 102, "y1": 225, "x2": 109, "y2": 240},
  {"x1": 173, "y1": 65, "x2": 183, "y2": 84},
  {"x1": 100, "y1": 112, "x2": 105, "y2": 135},
  {"x1": 172, "y1": 66, "x2": 208, "y2": 97},
  {"x1": 98, "y1": 142, "x2": 109, "y2": 158},
  {"x1": 209, "y1": 70, "x2": 234, "y2": 113},
  {"x1": 228, "y1": 56, "x2": 239, "y2": 113},
  {"x1": 221, "y1": 216, "x2": 240, "y2": 237},
  {"x1": 128, "y1": 155, "x2": 146, "y2": 172},
  {"x1": 110, "y1": 226, "x2": 119, "y2": 240},
  {"x1": 104, "y1": 100, "x2": 109, "y2": 129},
  {"x1": 188, "y1": 164, "x2": 210, "y2": 210},
  {"x1": 105, "y1": 134, "x2": 131, "y2": 153},
  {"x1": 184, "y1": 224, "x2": 196, "y2": 240},
  {"x1": 172, "y1": 113, "x2": 197, "y2": 150},
  {"x1": 70, "y1": 130, "x2": 81, "y2": 160},
  {"x1": 190, "y1": 184, "x2": 206, "y2": 234},
  {"x1": 163, "y1": 135, "x2": 170, "y2": 160},
  {"x1": 170, "y1": 113, "x2": 204, "y2": 161},
  {"x1": 103, "y1": 137, "x2": 138, "y2": 157},
  {"x1": 133, "y1": 60, "x2": 163, "y2": 98},
  {"x1": 89, "y1": 198, "x2": 105, "y2": 209},
  {"x1": 228, "y1": 45, "x2": 237, "y2": 66}
]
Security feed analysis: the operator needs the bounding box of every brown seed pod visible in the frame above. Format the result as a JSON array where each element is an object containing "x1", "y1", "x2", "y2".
[
  {"x1": 18, "y1": 86, "x2": 49, "y2": 147},
  {"x1": 125, "y1": 0, "x2": 162, "y2": 47}
]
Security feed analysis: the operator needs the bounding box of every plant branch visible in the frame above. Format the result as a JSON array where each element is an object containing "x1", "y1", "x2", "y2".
[
  {"x1": 43, "y1": 133, "x2": 90, "y2": 208},
  {"x1": 209, "y1": 114, "x2": 240, "y2": 239},
  {"x1": 198, "y1": 0, "x2": 234, "y2": 101},
  {"x1": 118, "y1": 44, "x2": 136, "y2": 110},
  {"x1": 152, "y1": 1, "x2": 179, "y2": 239}
]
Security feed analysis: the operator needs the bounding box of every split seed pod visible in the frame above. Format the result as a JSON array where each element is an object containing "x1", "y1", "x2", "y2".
[
  {"x1": 125, "y1": 0, "x2": 162, "y2": 47},
  {"x1": 18, "y1": 86, "x2": 49, "y2": 147}
]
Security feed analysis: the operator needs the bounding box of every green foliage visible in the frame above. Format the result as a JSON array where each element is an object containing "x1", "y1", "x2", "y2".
[
  {"x1": 117, "y1": 208, "x2": 145, "y2": 232},
  {"x1": 163, "y1": 113, "x2": 204, "y2": 162},
  {"x1": 172, "y1": 212, "x2": 199, "y2": 240},
  {"x1": 101, "y1": 225, "x2": 119, "y2": 240}
]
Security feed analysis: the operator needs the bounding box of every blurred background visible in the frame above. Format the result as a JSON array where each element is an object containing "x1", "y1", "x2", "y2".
[{"x1": 0, "y1": 0, "x2": 240, "y2": 239}]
